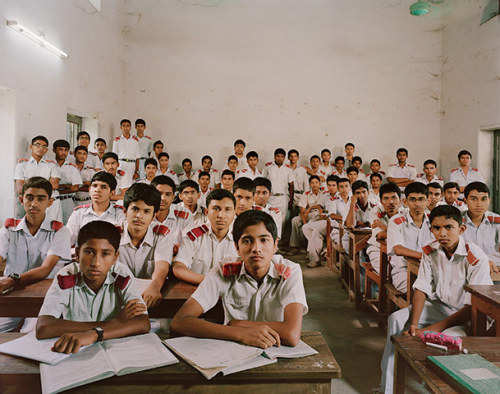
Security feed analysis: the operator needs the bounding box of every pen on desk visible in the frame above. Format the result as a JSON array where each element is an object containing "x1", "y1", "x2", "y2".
[
  {"x1": 1, "y1": 287, "x2": 13, "y2": 295},
  {"x1": 425, "y1": 342, "x2": 448, "y2": 351}
]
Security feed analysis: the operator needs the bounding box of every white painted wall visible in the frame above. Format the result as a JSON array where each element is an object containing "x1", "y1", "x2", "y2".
[{"x1": 122, "y1": 0, "x2": 443, "y2": 173}]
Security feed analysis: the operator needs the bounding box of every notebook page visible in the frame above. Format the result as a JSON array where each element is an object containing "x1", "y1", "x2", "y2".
[{"x1": 264, "y1": 340, "x2": 318, "y2": 359}]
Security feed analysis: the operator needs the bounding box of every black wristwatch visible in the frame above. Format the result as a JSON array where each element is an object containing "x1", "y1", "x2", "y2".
[
  {"x1": 8, "y1": 273, "x2": 20, "y2": 283},
  {"x1": 92, "y1": 327, "x2": 104, "y2": 343}
]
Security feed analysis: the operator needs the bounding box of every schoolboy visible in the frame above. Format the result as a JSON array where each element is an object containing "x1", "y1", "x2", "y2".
[
  {"x1": 173, "y1": 189, "x2": 237, "y2": 284},
  {"x1": 14, "y1": 135, "x2": 62, "y2": 221},
  {"x1": 138, "y1": 158, "x2": 158, "y2": 184},
  {"x1": 226, "y1": 155, "x2": 239, "y2": 174},
  {"x1": 443, "y1": 182, "x2": 467, "y2": 212},
  {"x1": 366, "y1": 159, "x2": 386, "y2": 183},
  {"x1": 366, "y1": 183, "x2": 402, "y2": 274},
  {"x1": 380, "y1": 205, "x2": 492, "y2": 393},
  {"x1": 178, "y1": 180, "x2": 207, "y2": 228},
  {"x1": 346, "y1": 166, "x2": 359, "y2": 185},
  {"x1": 351, "y1": 156, "x2": 366, "y2": 182},
  {"x1": 386, "y1": 148, "x2": 417, "y2": 191},
  {"x1": 415, "y1": 159, "x2": 444, "y2": 186},
  {"x1": 134, "y1": 118, "x2": 153, "y2": 179},
  {"x1": 102, "y1": 152, "x2": 131, "y2": 203},
  {"x1": 0, "y1": 177, "x2": 71, "y2": 332},
  {"x1": 35, "y1": 221, "x2": 150, "y2": 351},
  {"x1": 332, "y1": 156, "x2": 347, "y2": 178},
  {"x1": 198, "y1": 155, "x2": 220, "y2": 189},
  {"x1": 327, "y1": 178, "x2": 352, "y2": 250},
  {"x1": 171, "y1": 210, "x2": 307, "y2": 348},
  {"x1": 66, "y1": 171, "x2": 125, "y2": 247},
  {"x1": 220, "y1": 169, "x2": 235, "y2": 192},
  {"x1": 344, "y1": 143, "x2": 355, "y2": 168},
  {"x1": 309, "y1": 155, "x2": 327, "y2": 184},
  {"x1": 427, "y1": 182, "x2": 444, "y2": 211},
  {"x1": 112, "y1": 119, "x2": 140, "y2": 184},
  {"x1": 345, "y1": 180, "x2": 373, "y2": 229},
  {"x1": 253, "y1": 177, "x2": 282, "y2": 238},
  {"x1": 289, "y1": 175, "x2": 324, "y2": 254},
  {"x1": 236, "y1": 151, "x2": 262, "y2": 180},
  {"x1": 178, "y1": 158, "x2": 195, "y2": 183},
  {"x1": 120, "y1": 184, "x2": 174, "y2": 307},
  {"x1": 232, "y1": 139, "x2": 249, "y2": 170},
  {"x1": 387, "y1": 182, "x2": 433, "y2": 293},
  {"x1": 156, "y1": 152, "x2": 179, "y2": 186},
  {"x1": 319, "y1": 149, "x2": 334, "y2": 175},
  {"x1": 69, "y1": 131, "x2": 102, "y2": 170},
  {"x1": 449, "y1": 150, "x2": 484, "y2": 195},
  {"x1": 463, "y1": 182, "x2": 500, "y2": 272},
  {"x1": 287, "y1": 149, "x2": 309, "y2": 209},
  {"x1": 53, "y1": 140, "x2": 83, "y2": 224},
  {"x1": 233, "y1": 177, "x2": 255, "y2": 216},
  {"x1": 94, "y1": 138, "x2": 108, "y2": 165},
  {"x1": 368, "y1": 173, "x2": 382, "y2": 206},
  {"x1": 73, "y1": 146, "x2": 96, "y2": 205},
  {"x1": 149, "y1": 140, "x2": 164, "y2": 161},
  {"x1": 197, "y1": 171, "x2": 213, "y2": 208}
]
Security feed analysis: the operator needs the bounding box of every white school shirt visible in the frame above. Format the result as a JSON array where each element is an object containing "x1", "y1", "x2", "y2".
[
  {"x1": 236, "y1": 168, "x2": 262, "y2": 180},
  {"x1": 198, "y1": 188, "x2": 213, "y2": 208},
  {"x1": 290, "y1": 165, "x2": 310, "y2": 193},
  {"x1": 354, "y1": 202, "x2": 376, "y2": 225},
  {"x1": 73, "y1": 165, "x2": 96, "y2": 201},
  {"x1": 449, "y1": 166, "x2": 484, "y2": 188},
  {"x1": 13, "y1": 157, "x2": 61, "y2": 199},
  {"x1": 262, "y1": 162, "x2": 294, "y2": 195},
  {"x1": 57, "y1": 162, "x2": 83, "y2": 197},
  {"x1": 114, "y1": 170, "x2": 132, "y2": 195},
  {"x1": 462, "y1": 211, "x2": 500, "y2": 261},
  {"x1": 136, "y1": 134, "x2": 153, "y2": 159},
  {"x1": 67, "y1": 152, "x2": 101, "y2": 170},
  {"x1": 449, "y1": 200, "x2": 467, "y2": 212},
  {"x1": 177, "y1": 202, "x2": 208, "y2": 230},
  {"x1": 414, "y1": 173, "x2": 444, "y2": 187},
  {"x1": 197, "y1": 168, "x2": 220, "y2": 189},
  {"x1": 112, "y1": 134, "x2": 139, "y2": 160},
  {"x1": 325, "y1": 196, "x2": 351, "y2": 221},
  {"x1": 156, "y1": 167, "x2": 179, "y2": 186},
  {"x1": 252, "y1": 205, "x2": 282, "y2": 239},
  {"x1": 414, "y1": 238, "x2": 492, "y2": 309},
  {"x1": 319, "y1": 163, "x2": 334, "y2": 176},
  {"x1": 387, "y1": 163, "x2": 417, "y2": 181},
  {"x1": 0, "y1": 216, "x2": 71, "y2": 277},
  {"x1": 298, "y1": 190, "x2": 323, "y2": 209},
  {"x1": 192, "y1": 255, "x2": 308, "y2": 325},
  {"x1": 366, "y1": 171, "x2": 386, "y2": 183},
  {"x1": 178, "y1": 172, "x2": 196, "y2": 183},
  {"x1": 175, "y1": 224, "x2": 237, "y2": 275},
  {"x1": 368, "y1": 189, "x2": 381, "y2": 206},
  {"x1": 154, "y1": 204, "x2": 192, "y2": 245},
  {"x1": 331, "y1": 169, "x2": 347, "y2": 178}
]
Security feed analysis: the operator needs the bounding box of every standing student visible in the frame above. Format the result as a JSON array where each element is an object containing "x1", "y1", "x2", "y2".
[
  {"x1": 0, "y1": 177, "x2": 70, "y2": 332},
  {"x1": 233, "y1": 177, "x2": 255, "y2": 217},
  {"x1": 449, "y1": 150, "x2": 484, "y2": 196},
  {"x1": 236, "y1": 151, "x2": 262, "y2": 180},
  {"x1": 197, "y1": 171, "x2": 213, "y2": 208},
  {"x1": 368, "y1": 173, "x2": 382, "y2": 206},
  {"x1": 173, "y1": 189, "x2": 237, "y2": 285},
  {"x1": 156, "y1": 152, "x2": 179, "y2": 187},
  {"x1": 386, "y1": 147, "x2": 417, "y2": 192},
  {"x1": 177, "y1": 180, "x2": 207, "y2": 228},
  {"x1": 366, "y1": 159, "x2": 386, "y2": 183},
  {"x1": 134, "y1": 119, "x2": 153, "y2": 179},
  {"x1": 287, "y1": 149, "x2": 309, "y2": 212},
  {"x1": 220, "y1": 169, "x2": 235, "y2": 192},
  {"x1": 344, "y1": 143, "x2": 356, "y2": 168},
  {"x1": 102, "y1": 152, "x2": 131, "y2": 204},
  {"x1": 171, "y1": 210, "x2": 307, "y2": 348},
  {"x1": 253, "y1": 177, "x2": 282, "y2": 238},
  {"x1": 415, "y1": 159, "x2": 444, "y2": 186},
  {"x1": 198, "y1": 155, "x2": 220, "y2": 189},
  {"x1": 317, "y1": 149, "x2": 334, "y2": 176},
  {"x1": 178, "y1": 158, "x2": 195, "y2": 183},
  {"x1": 149, "y1": 140, "x2": 164, "y2": 161},
  {"x1": 327, "y1": 178, "x2": 352, "y2": 250},
  {"x1": 68, "y1": 131, "x2": 102, "y2": 170},
  {"x1": 112, "y1": 119, "x2": 140, "y2": 184},
  {"x1": 35, "y1": 221, "x2": 150, "y2": 351},
  {"x1": 427, "y1": 182, "x2": 444, "y2": 211},
  {"x1": 73, "y1": 146, "x2": 96, "y2": 206},
  {"x1": 443, "y1": 182, "x2": 467, "y2": 212},
  {"x1": 94, "y1": 138, "x2": 108, "y2": 166},
  {"x1": 138, "y1": 158, "x2": 158, "y2": 184},
  {"x1": 332, "y1": 156, "x2": 347, "y2": 178}
]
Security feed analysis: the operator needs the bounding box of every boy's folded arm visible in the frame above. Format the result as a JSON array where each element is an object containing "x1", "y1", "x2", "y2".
[
  {"x1": 392, "y1": 245, "x2": 422, "y2": 260},
  {"x1": 16, "y1": 254, "x2": 60, "y2": 287},
  {"x1": 172, "y1": 261, "x2": 204, "y2": 285},
  {"x1": 143, "y1": 260, "x2": 170, "y2": 307},
  {"x1": 423, "y1": 305, "x2": 471, "y2": 334}
]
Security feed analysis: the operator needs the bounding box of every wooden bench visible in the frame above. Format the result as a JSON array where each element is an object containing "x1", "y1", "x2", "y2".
[{"x1": 363, "y1": 240, "x2": 389, "y2": 328}]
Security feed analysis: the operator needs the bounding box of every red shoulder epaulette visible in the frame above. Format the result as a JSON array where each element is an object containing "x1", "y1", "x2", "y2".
[
  {"x1": 380, "y1": 171, "x2": 386, "y2": 175},
  {"x1": 285, "y1": 164, "x2": 291, "y2": 168},
  {"x1": 113, "y1": 204, "x2": 124, "y2": 210},
  {"x1": 46, "y1": 160, "x2": 56, "y2": 164},
  {"x1": 437, "y1": 177, "x2": 444, "y2": 181},
  {"x1": 265, "y1": 162, "x2": 272, "y2": 166},
  {"x1": 252, "y1": 205, "x2": 263, "y2": 211},
  {"x1": 51, "y1": 221, "x2": 63, "y2": 231},
  {"x1": 117, "y1": 170, "x2": 125, "y2": 176},
  {"x1": 187, "y1": 224, "x2": 209, "y2": 241},
  {"x1": 178, "y1": 172, "x2": 185, "y2": 176},
  {"x1": 115, "y1": 225, "x2": 123, "y2": 233},
  {"x1": 74, "y1": 204, "x2": 91, "y2": 211},
  {"x1": 330, "y1": 196, "x2": 338, "y2": 201},
  {"x1": 377, "y1": 211, "x2": 386, "y2": 219},
  {"x1": 389, "y1": 164, "x2": 396, "y2": 167},
  {"x1": 369, "y1": 202, "x2": 377, "y2": 208},
  {"x1": 394, "y1": 216, "x2": 406, "y2": 225},
  {"x1": 305, "y1": 191, "x2": 311, "y2": 195},
  {"x1": 67, "y1": 163, "x2": 79, "y2": 169},
  {"x1": 89, "y1": 151, "x2": 97, "y2": 156},
  {"x1": 153, "y1": 224, "x2": 170, "y2": 236},
  {"x1": 451, "y1": 168, "x2": 458, "y2": 173},
  {"x1": 57, "y1": 273, "x2": 79, "y2": 289},
  {"x1": 112, "y1": 273, "x2": 130, "y2": 290},
  {"x1": 269, "y1": 207, "x2": 280, "y2": 213},
  {"x1": 487, "y1": 216, "x2": 500, "y2": 224},
  {"x1": 114, "y1": 136, "x2": 121, "y2": 141},
  {"x1": 408, "y1": 164, "x2": 415, "y2": 168},
  {"x1": 222, "y1": 261, "x2": 243, "y2": 277},
  {"x1": 174, "y1": 209, "x2": 189, "y2": 219},
  {"x1": 212, "y1": 168, "x2": 218, "y2": 173},
  {"x1": 422, "y1": 244, "x2": 433, "y2": 255},
  {"x1": 456, "y1": 201, "x2": 463, "y2": 206},
  {"x1": 416, "y1": 173, "x2": 423, "y2": 178},
  {"x1": 472, "y1": 168, "x2": 479, "y2": 172},
  {"x1": 169, "y1": 170, "x2": 176, "y2": 175},
  {"x1": 145, "y1": 135, "x2": 152, "y2": 140},
  {"x1": 4, "y1": 218, "x2": 21, "y2": 228},
  {"x1": 132, "y1": 135, "x2": 139, "y2": 142},
  {"x1": 465, "y1": 244, "x2": 479, "y2": 266},
  {"x1": 274, "y1": 263, "x2": 291, "y2": 280},
  {"x1": 17, "y1": 158, "x2": 29, "y2": 163}
]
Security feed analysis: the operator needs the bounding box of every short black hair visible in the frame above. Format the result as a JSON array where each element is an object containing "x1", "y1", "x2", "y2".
[
  {"x1": 158, "y1": 152, "x2": 169, "y2": 160},
  {"x1": 352, "y1": 180, "x2": 369, "y2": 193},
  {"x1": 379, "y1": 182, "x2": 401, "y2": 199},
  {"x1": 120, "y1": 119, "x2": 131, "y2": 126},
  {"x1": 233, "y1": 210, "x2": 278, "y2": 243},
  {"x1": 234, "y1": 139, "x2": 246, "y2": 147},
  {"x1": 182, "y1": 158, "x2": 192, "y2": 166},
  {"x1": 151, "y1": 175, "x2": 176, "y2": 191},
  {"x1": 429, "y1": 205, "x2": 462, "y2": 227},
  {"x1": 77, "y1": 131, "x2": 90, "y2": 140},
  {"x1": 233, "y1": 177, "x2": 255, "y2": 194},
  {"x1": 198, "y1": 171, "x2": 210, "y2": 180},
  {"x1": 288, "y1": 149, "x2": 299, "y2": 157},
  {"x1": 228, "y1": 155, "x2": 238, "y2": 163},
  {"x1": 179, "y1": 179, "x2": 200, "y2": 193},
  {"x1": 370, "y1": 173, "x2": 383, "y2": 182},
  {"x1": 135, "y1": 118, "x2": 146, "y2": 126},
  {"x1": 274, "y1": 148, "x2": 286, "y2": 156},
  {"x1": 153, "y1": 140, "x2": 163, "y2": 149},
  {"x1": 206, "y1": 189, "x2": 236, "y2": 208},
  {"x1": 405, "y1": 181, "x2": 428, "y2": 197},
  {"x1": 338, "y1": 177, "x2": 350, "y2": 185},
  {"x1": 144, "y1": 158, "x2": 158, "y2": 168},
  {"x1": 321, "y1": 148, "x2": 331, "y2": 155},
  {"x1": 123, "y1": 183, "x2": 161, "y2": 214},
  {"x1": 22, "y1": 176, "x2": 52, "y2": 197},
  {"x1": 91, "y1": 171, "x2": 117, "y2": 191},
  {"x1": 309, "y1": 175, "x2": 321, "y2": 184},
  {"x1": 95, "y1": 138, "x2": 107, "y2": 145},
  {"x1": 397, "y1": 147, "x2": 408, "y2": 155},
  {"x1": 221, "y1": 169, "x2": 235, "y2": 180},
  {"x1": 74, "y1": 145, "x2": 88, "y2": 154},
  {"x1": 254, "y1": 177, "x2": 272, "y2": 192},
  {"x1": 334, "y1": 156, "x2": 345, "y2": 164},
  {"x1": 102, "y1": 152, "x2": 119, "y2": 164},
  {"x1": 464, "y1": 182, "x2": 490, "y2": 198},
  {"x1": 201, "y1": 155, "x2": 213, "y2": 164},
  {"x1": 423, "y1": 159, "x2": 437, "y2": 167},
  {"x1": 31, "y1": 135, "x2": 49, "y2": 145},
  {"x1": 346, "y1": 166, "x2": 359, "y2": 174},
  {"x1": 352, "y1": 156, "x2": 363, "y2": 164},
  {"x1": 427, "y1": 182, "x2": 443, "y2": 193},
  {"x1": 310, "y1": 154, "x2": 321, "y2": 162},
  {"x1": 77, "y1": 220, "x2": 121, "y2": 251},
  {"x1": 246, "y1": 151, "x2": 258, "y2": 159},
  {"x1": 443, "y1": 182, "x2": 460, "y2": 192},
  {"x1": 370, "y1": 159, "x2": 381, "y2": 165},
  {"x1": 458, "y1": 150, "x2": 472, "y2": 159},
  {"x1": 53, "y1": 139, "x2": 70, "y2": 149},
  {"x1": 345, "y1": 142, "x2": 355, "y2": 148},
  {"x1": 326, "y1": 174, "x2": 339, "y2": 184}
]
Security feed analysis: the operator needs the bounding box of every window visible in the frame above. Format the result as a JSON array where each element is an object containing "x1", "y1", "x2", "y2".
[{"x1": 66, "y1": 113, "x2": 82, "y2": 150}]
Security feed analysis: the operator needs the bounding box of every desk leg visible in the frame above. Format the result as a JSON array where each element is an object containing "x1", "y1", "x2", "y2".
[
  {"x1": 394, "y1": 349, "x2": 406, "y2": 394},
  {"x1": 472, "y1": 306, "x2": 488, "y2": 336},
  {"x1": 354, "y1": 253, "x2": 361, "y2": 309}
]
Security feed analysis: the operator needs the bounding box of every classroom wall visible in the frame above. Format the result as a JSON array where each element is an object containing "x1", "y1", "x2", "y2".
[
  {"x1": 440, "y1": 0, "x2": 500, "y2": 185},
  {"x1": 121, "y1": 0, "x2": 443, "y2": 172}
]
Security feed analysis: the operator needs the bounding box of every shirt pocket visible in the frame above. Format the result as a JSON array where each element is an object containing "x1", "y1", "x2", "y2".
[
  {"x1": 261, "y1": 294, "x2": 283, "y2": 321},
  {"x1": 225, "y1": 297, "x2": 250, "y2": 321}
]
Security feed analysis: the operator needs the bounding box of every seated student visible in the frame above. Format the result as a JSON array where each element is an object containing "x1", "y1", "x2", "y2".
[
  {"x1": 332, "y1": 156, "x2": 347, "y2": 178},
  {"x1": 171, "y1": 210, "x2": 308, "y2": 348},
  {"x1": 345, "y1": 180, "x2": 374, "y2": 229},
  {"x1": 94, "y1": 137, "x2": 108, "y2": 166},
  {"x1": 308, "y1": 155, "x2": 327, "y2": 185},
  {"x1": 236, "y1": 151, "x2": 262, "y2": 180},
  {"x1": 351, "y1": 156, "x2": 366, "y2": 182},
  {"x1": 233, "y1": 177, "x2": 255, "y2": 216},
  {"x1": 226, "y1": 155, "x2": 239, "y2": 174},
  {"x1": 427, "y1": 182, "x2": 445, "y2": 211},
  {"x1": 366, "y1": 183, "x2": 402, "y2": 274},
  {"x1": 387, "y1": 147, "x2": 417, "y2": 192},
  {"x1": 366, "y1": 159, "x2": 386, "y2": 183},
  {"x1": 443, "y1": 182, "x2": 467, "y2": 212},
  {"x1": 252, "y1": 177, "x2": 282, "y2": 238},
  {"x1": 102, "y1": 152, "x2": 131, "y2": 203},
  {"x1": 380, "y1": 205, "x2": 493, "y2": 393},
  {"x1": 387, "y1": 182, "x2": 433, "y2": 293},
  {"x1": 149, "y1": 140, "x2": 163, "y2": 161},
  {"x1": 198, "y1": 155, "x2": 220, "y2": 189},
  {"x1": 119, "y1": 184, "x2": 174, "y2": 307},
  {"x1": 68, "y1": 131, "x2": 102, "y2": 170},
  {"x1": 231, "y1": 139, "x2": 248, "y2": 171},
  {"x1": 346, "y1": 166, "x2": 359, "y2": 185},
  {"x1": 67, "y1": 171, "x2": 125, "y2": 247},
  {"x1": 177, "y1": 180, "x2": 207, "y2": 228},
  {"x1": 287, "y1": 149, "x2": 309, "y2": 213},
  {"x1": 35, "y1": 221, "x2": 150, "y2": 351},
  {"x1": 197, "y1": 171, "x2": 213, "y2": 208},
  {"x1": 73, "y1": 146, "x2": 96, "y2": 206},
  {"x1": 415, "y1": 159, "x2": 444, "y2": 187},
  {"x1": 327, "y1": 178, "x2": 352, "y2": 250},
  {"x1": 137, "y1": 158, "x2": 158, "y2": 185},
  {"x1": 344, "y1": 142, "x2": 356, "y2": 168},
  {"x1": 302, "y1": 175, "x2": 340, "y2": 268},
  {"x1": 173, "y1": 189, "x2": 237, "y2": 284},
  {"x1": 463, "y1": 182, "x2": 500, "y2": 273},
  {"x1": 156, "y1": 152, "x2": 179, "y2": 187},
  {"x1": 220, "y1": 169, "x2": 235, "y2": 192},
  {"x1": 368, "y1": 173, "x2": 382, "y2": 206},
  {"x1": 449, "y1": 150, "x2": 484, "y2": 196},
  {"x1": 0, "y1": 177, "x2": 71, "y2": 332},
  {"x1": 178, "y1": 158, "x2": 195, "y2": 183},
  {"x1": 289, "y1": 175, "x2": 324, "y2": 254}
]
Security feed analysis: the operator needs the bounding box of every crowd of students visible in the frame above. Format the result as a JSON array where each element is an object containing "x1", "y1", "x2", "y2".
[{"x1": 1, "y1": 117, "x2": 499, "y2": 393}]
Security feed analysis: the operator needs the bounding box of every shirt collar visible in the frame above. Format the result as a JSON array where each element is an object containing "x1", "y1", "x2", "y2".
[
  {"x1": 75, "y1": 264, "x2": 117, "y2": 290},
  {"x1": 28, "y1": 156, "x2": 47, "y2": 164},
  {"x1": 236, "y1": 255, "x2": 283, "y2": 281},
  {"x1": 208, "y1": 226, "x2": 233, "y2": 242},
  {"x1": 121, "y1": 224, "x2": 154, "y2": 247}
]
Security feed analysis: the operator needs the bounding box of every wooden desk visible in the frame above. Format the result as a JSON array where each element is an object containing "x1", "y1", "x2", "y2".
[
  {"x1": 392, "y1": 335, "x2": 500, "y2": 394},
  {"x1": 0, "y1": 278, "x2": 223, "y2": 321},
  {"x1": 405, "y1": 256, "x2": 420, "y2": 306},
  {"x1": 464, "y1": 284, "x2": 500, "y2": 336},
  {"x1": 347, "y1": 228, "x2": 371, "y2": 309},
  {"x1": 0, "y1": 331, "x2": 341, "y2": 393}
]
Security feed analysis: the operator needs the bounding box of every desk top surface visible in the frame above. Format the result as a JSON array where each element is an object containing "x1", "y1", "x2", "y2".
[{"x1": 464, "y1": 284, "x2": 500, "y2": 305}]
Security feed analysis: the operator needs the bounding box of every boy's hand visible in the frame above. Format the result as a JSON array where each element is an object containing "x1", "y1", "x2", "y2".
[
  {"x1": 0, "y1": 277, "x2": 15, "y2": 294},
  {"x1": 52, "y1": 331, "x2": 97, "y2": 354},
  {"x1": 403, "y1": 324, "x2": 424, "y2": 337},
  {"x1": 238, "y1": 326, "x2": 281, "y2": 349},
  {"x1": 173, "y1": 244, "x2": 179, "y2": 256},
  {"x1": 142, "y1": 286, "x2": 162, "y2": 308},
  {"x1": 489, "y1": 261, "x2": 499, "y2": 274},
  {"x1": 117, "y1": 299, "x2": 147, "y2": 320}
]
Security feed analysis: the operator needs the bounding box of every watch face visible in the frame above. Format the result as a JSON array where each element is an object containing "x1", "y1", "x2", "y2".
[{"x1": 9, "y1": 273, "x2": 20, "y2": 281}]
